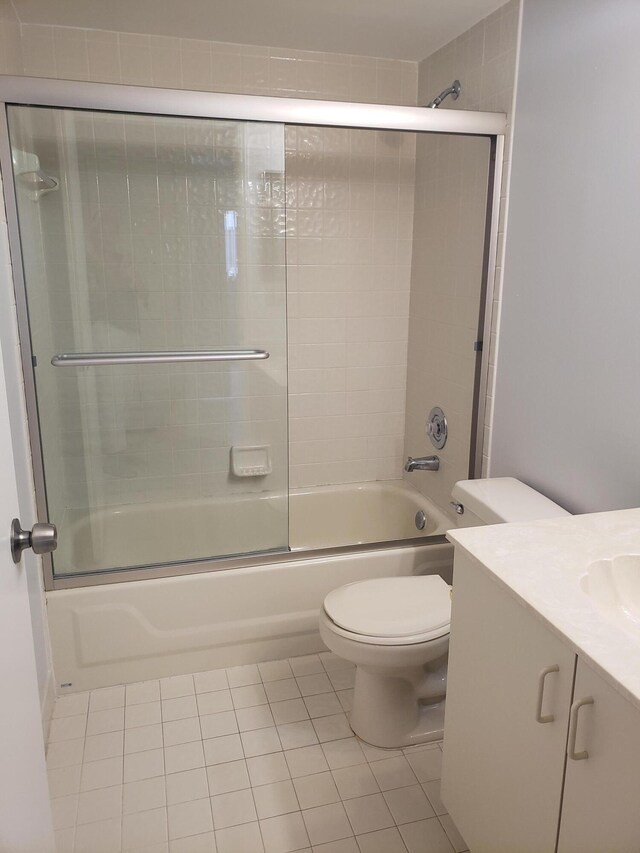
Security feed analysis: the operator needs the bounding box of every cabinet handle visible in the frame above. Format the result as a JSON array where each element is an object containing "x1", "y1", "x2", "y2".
[
  {"x1": 535, "y1": 664, "x2": 560, "y2": 723},
  {"x1": 567, "y1": 696, "x2": 594, "y2": 760}
]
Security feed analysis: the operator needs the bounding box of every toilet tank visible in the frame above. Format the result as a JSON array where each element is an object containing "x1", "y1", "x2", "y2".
[{"x1": 451, "y1": 477, "x2": 570, "y2": 527}]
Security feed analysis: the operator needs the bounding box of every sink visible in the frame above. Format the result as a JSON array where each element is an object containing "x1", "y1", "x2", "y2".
[{"x1": 581, "y1": 554, "x2": 640, "y2": 633}]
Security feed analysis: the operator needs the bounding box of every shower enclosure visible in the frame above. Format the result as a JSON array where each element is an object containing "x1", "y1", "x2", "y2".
[{"x1": 0, "y1": 78, "x2": 505, "y2": 591}]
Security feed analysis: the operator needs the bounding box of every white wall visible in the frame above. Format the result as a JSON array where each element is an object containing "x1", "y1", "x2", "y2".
[{"x1": 490, "y1": 0, "x2": 640, "y2": 513}]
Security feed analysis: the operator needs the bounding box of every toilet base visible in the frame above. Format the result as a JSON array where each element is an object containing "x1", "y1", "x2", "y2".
[{"x1": 349, "y1": 662, "x2": 447, "y2": 749}]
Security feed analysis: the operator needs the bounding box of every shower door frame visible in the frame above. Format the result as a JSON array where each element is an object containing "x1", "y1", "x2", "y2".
[{"x1": 0, "y1": 76, "x2": 505, "y2": 591}]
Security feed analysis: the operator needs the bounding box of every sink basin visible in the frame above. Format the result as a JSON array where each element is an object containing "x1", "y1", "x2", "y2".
[{"x1": 581, "y1": 554, "x2": 640, "y2": 633}]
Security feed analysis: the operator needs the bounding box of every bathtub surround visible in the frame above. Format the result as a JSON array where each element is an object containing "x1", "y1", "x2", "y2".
[{"x1": 403, "y1": 0, "x2": 519, "y2": 515}]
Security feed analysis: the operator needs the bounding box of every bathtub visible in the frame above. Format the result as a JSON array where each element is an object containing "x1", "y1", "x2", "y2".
[{"x1": 46, "y1": 481, "x2": 455, "y2": 692}]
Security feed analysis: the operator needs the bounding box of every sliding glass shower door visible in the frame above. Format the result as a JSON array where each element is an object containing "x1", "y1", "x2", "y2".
[{"x1": 8, "y1": 106, "x2": 288, "y2": 577}]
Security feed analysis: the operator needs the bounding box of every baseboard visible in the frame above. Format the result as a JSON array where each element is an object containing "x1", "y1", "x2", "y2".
[{"x1": 41, "y1": 668, "x2": 55, "y2": 744}]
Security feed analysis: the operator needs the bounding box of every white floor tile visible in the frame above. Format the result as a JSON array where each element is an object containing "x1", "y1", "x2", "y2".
[
  {"x1": 231, "y1": 684, "x2": 268, "y2": 709},
  {"x1": 123, "y1": 777, "x2": 167, "y2": 815},
  {"x1": 369, "y1": 756, "x2": 417, "y2": 791},
  {"x1": 162, "y1": 697, "x2": 198, "y2": 723},
  {"x1": 168, "y1": 798, "x2": 214, "y2": 840},
  {"x1": 439, "y1": 814, "x2": 469, "y2": 853},
  {"x1": 166, "y1": 768, "x2": 210, "y2": 806},
  {"x1": 124, "y1": 749, "x2": 165, "y2": 783},
  {"x1": 405, "y1": 750, "x2": 442, "y2": 784},
  {"x1": 290, "y1": 655, "x2": 324, "y2": 677},
  {"x1": 122, "y1": 807, "x2": 168, "y2": 850},
  {"x1": 203, "y1": 734, "x2": 244, "y2": 766},
  {"x1": 160, "y1": 675, "x2": 195, "y2": 701},
  {"x1": 48, "y1": 764, "x2": 82, "y2": 798},
  {"x1": 318, "y1": 653, "x2": 352, "y2": 673},
  {"x1": 49, "y1": 715, "x2": 87, "y2": 743},
  {"x1": 259, "y1": 811, "x2": 309, "y2": 853},
  {"x1": 355, "y1": 826, "x2": 407, "y2": 853},
  {"x1": 296, "y1": 675, "x2": 333, "y2": 698},
  {"x1": 327, "y1": 670, "x2": 355, "y2": 692},
  {"x1": 77, "y1": 785, "x2": 123, "y2": 825},
  {"x1": 126, "y1": 681, "x2": 161, "y2": 707},
  {"x1": 277, "y1": 721, "x2": 318, "y2": 750},
  {"x1": 241, "y1": 727, "x2": 282, "y2": 758},
  {"x1": 270, "y1": 699, "x2": 309, "y2": 725},
  {"x1": 383, "y1": 785, "x2": 435, "y2": 825},
  {"x1": 246, "y1": 753, "x2": 291, "y2": 787},
  {"x1": 47, "y1": 738, "x2": 85, "y2": 769},
  {"x1": 311, "y1": 839, "x2": 357, "y2": 853},
  {"x1": 302, "y1": 802, "x2": 352, "y2": 846},
  {"x1": 226, "y1": 665, "x2": 261, "y2": 688},
  {"x1": 197, "y1": 691, "x2": 233, "y2": 717},
  {"x1": 293, "y1": 772, "x2": 340, "y2": 810},
  {"x1": 258, "y1": 660, "x2": 294, "y2": 683},
  {"x1": 285, "y1": 745, "x2": 330, "y2": 779},
  {"x1": 193, "y1": 669, "x2": 228, "y2": 695},
  {"x1": 90, "y1": 686, "x2": 126, "y2": 712},
  {"x1": 84, "y1": 731, "x2": 124, "y2": 763},
  {"x1": 264, "y1": 679, "x2": 301, "y2": 704},
  {"x1": 421, "y1": 781, "x2": 446, "y2": 816},
  {"x1": 236, "y1": 705, "x2": 275, "y2": 732},
  {"x1": 311, "y1": 714, "x2": 352, "y2": 744},
  {"x1": 358, "y1": 742, "x2": 402, "y2": 763},
  {"x1": 199, "y1": 711, "x2": 238, "y2": 740},
  {"x1": 87, "y1": 708, "x2": 125, "y2": 736},
  {"x1": 399, "y1": 817, "x2": 455, "y2": 853},
  {"x1": 163, "y1": 717, "x2": 202, "y2": 747},
  {"x1": 74, "y1": 816, "x2": 122, "y2": 853},
  {"x1": 303, "y1": 693, "x2": 343, "y2": 720},
  {"x1": 206, "y1": 760, "x2": 250, "y2": 796},
  {"x1": 164, "y1": 741, "x2": 205, "y2": 775},
  {"x1": 342, "y1": 794, "x2": 394, "y2": 835},
  {"x1": 210, "y1": 789, "x2": 257, "y2": 829},
  {"x1": 169, "y1": 831, "x2": 216, "y2": 852},
  {"x1": 321, "y1": 739, "x2": 365, "y2": 771},
  {"x1": 125, "y1": 703, "x2": 162, "y2": 730},
  {"x1": 252, "y1": 780, "x2": 299, "y2": 820},
  {"x1": 80, "y1": 756, "x2": 123, "y2": 792},
  {"x1": 336, "y1": 691, "x2": 353, "y2": 713},
  {"x1": 125, "y1": 724, "x2": 164, "y2": 755},
  {"x1": 215, "y1": 821, "x2": 264, "y2": 853},
  {"x1": 331, "y1": 765, "x2": 378, "y2": 801},
  {"x1": 54, "y1": 826, "x2": 75, "y2": 853},
  {"x1": 53, "y1": 693, "x2": 90, "y2": 719}
]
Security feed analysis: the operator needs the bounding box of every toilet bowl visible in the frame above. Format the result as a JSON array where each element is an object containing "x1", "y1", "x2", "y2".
[{"x1": 320, "y1": 477, "x2": 570, "y2": 749}]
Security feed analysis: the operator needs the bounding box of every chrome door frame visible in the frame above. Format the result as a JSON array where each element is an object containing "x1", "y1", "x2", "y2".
[{"x1": 0, "y1": 76, "x2": 505, "y2": 590}]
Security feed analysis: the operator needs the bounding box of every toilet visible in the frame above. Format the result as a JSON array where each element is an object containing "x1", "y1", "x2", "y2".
[{"x1": 319, "y1": 477, "x2": 570, "y2": 748}]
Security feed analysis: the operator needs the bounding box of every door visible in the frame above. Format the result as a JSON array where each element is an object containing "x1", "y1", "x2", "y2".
[
  {"x1": 558, "y1": 658, "x2": 640, "y2": 852},
  {"x1": 441, "y1": 550, "x2": 576, "y2": 853},
  {"x1": 7, "y1": 105, "x2": 288, "y2": 584},
  {"x1": 0, "y1": 340, "x2": 55, "y2": 850}
]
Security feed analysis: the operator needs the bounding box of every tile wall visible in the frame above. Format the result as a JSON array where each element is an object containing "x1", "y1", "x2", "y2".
[
  {"x1": 4, "y1": 22, "x2": 418, "y2": 512},
  {"x1": 402, "y1": 0, "x2": 519, "y2": 514}
]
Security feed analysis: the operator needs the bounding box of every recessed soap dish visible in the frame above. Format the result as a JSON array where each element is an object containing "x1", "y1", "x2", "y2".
[{"x1": 231, "y1": 445, "x2": 272, "y2": 477}]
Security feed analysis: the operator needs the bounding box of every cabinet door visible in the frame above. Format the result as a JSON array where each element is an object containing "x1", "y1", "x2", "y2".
[
  {"x1": 441, "y1": 551, "x2": 576, "y2": 853},
  {"x1": 558, "y1": 658, "x2": 640, "y2": 853}
]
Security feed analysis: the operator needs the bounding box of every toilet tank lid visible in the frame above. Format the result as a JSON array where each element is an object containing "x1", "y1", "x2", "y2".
[
  {"x1": 324, "y1": 576, "x2": 451, "y2": 639},
  {"x1": 451, "y1": 477, "x2": 570, "y2": 525}
]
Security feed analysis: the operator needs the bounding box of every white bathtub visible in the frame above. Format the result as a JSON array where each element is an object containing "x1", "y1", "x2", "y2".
[
  {"x1": 56, "y1": 480, "x2": 449, "y2": 574},
  {"x1": 46, "y1": 481, "x2": 455, "y2": 692}
]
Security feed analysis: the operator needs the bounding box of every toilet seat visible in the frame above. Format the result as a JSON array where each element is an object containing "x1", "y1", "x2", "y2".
[{"x1": 323, "y1": 576, "x2": 451, "y2": 646}]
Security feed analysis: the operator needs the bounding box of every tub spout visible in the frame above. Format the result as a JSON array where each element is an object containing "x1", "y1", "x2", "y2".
[{"x1": 405, "y1": 455, "x2": 440, "y2": 472}]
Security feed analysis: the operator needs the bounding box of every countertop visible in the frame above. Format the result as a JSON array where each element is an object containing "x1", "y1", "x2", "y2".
[{"x1": 447, "y1": 508, "x2": 640, "y2": 711}]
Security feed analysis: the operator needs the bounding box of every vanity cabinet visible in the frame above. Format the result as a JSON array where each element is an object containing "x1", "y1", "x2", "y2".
[{"x1": 442, "y1": 549, "x2": 640, "y2": 853}]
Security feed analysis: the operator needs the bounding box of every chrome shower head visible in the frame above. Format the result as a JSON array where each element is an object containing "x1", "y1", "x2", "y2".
[{"x1": 426, "y1": 80, "x2": 461, "y2": 109}]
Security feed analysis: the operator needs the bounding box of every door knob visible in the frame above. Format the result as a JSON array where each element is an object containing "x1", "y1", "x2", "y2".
[{"x1": 10, "y1": 518, "x2": 57, "y2": 564}]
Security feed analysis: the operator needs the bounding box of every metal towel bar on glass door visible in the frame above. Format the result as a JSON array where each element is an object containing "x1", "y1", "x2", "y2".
[{"x1": 50, "y1": 349, "x2": 270, "y2": 367}]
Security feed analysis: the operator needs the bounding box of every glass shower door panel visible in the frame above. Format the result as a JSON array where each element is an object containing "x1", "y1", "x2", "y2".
[{"x1": 8, "y1": 106, "x2": 288, "y2": 576}]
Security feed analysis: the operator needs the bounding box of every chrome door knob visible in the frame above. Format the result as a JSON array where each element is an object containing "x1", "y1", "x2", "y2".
[{"x1": 10, "y1": 518, "x2": 57, "y2": 564}]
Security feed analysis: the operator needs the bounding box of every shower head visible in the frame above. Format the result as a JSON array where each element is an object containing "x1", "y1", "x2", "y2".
[{"x1": 426, "y1": 80, "x2": 461, "y2": 109}]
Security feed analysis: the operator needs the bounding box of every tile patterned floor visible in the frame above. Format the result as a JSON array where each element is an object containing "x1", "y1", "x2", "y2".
[{"x1": 47, "y1": 652, "x2": 469, "y2": 853}]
